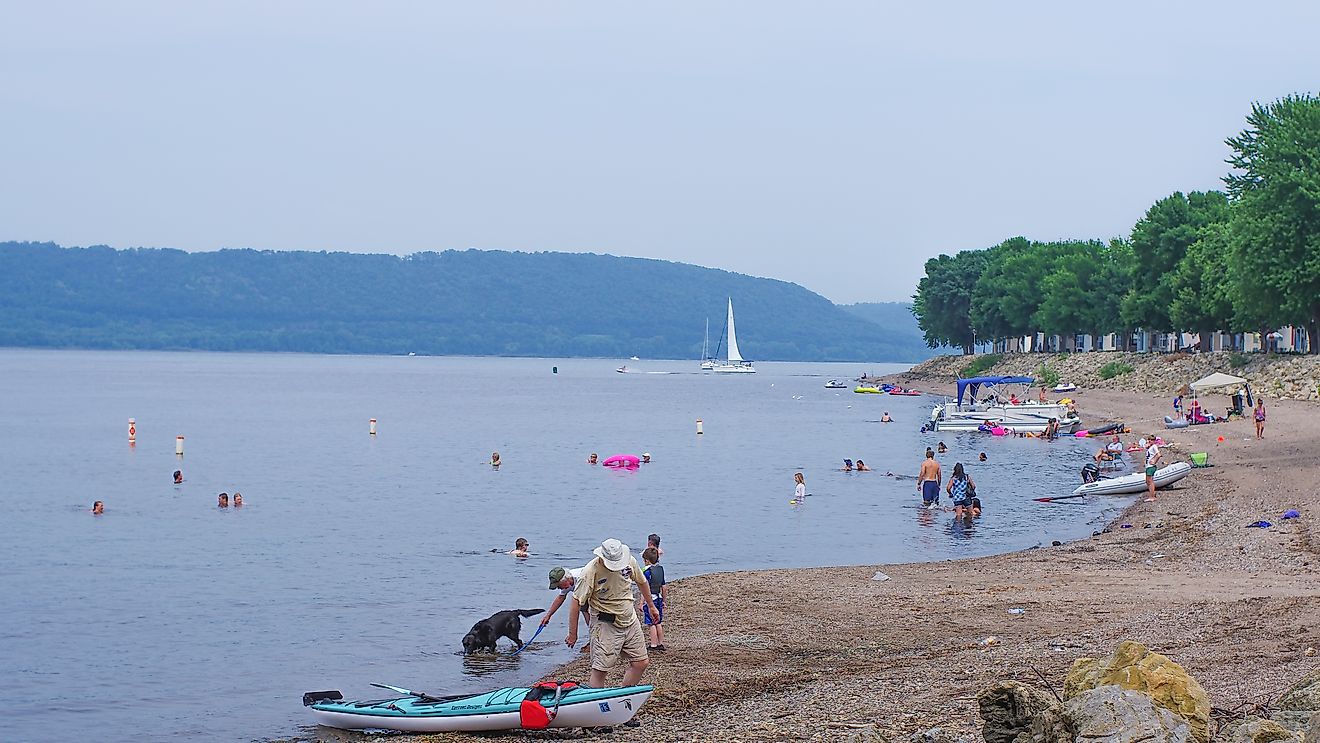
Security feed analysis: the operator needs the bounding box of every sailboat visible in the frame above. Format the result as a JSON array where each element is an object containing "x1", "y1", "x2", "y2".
[
  {"x1": 711, "y1": 298, "x2": 755, "y2": 373},
  {"x1": 699, "y1": 317, "x2": 716, "y2": 370}
]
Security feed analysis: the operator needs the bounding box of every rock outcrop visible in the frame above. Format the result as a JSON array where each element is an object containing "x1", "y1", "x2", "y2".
[
  {"x1": 899, "y1": 351, "x2": 1320, "y2": 402},
  {"x1": 1065, "y1": 641, "x2": 1211, "y2": 743},
  {"x1": 1065, "y1": 685, "x2": 1194, "y2": 742},
  {"x1": 976, "y1": 680, "x2": 1071, "y2": 743}
]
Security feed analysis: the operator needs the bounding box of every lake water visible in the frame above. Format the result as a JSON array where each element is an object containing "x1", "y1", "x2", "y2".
[{"x1": 0, "y1": 350, "x2": 1127, "y2": 742}]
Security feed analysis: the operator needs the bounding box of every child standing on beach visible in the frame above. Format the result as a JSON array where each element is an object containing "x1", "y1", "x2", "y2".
[{"x1": 639, "y1": 547, "x2": 666, "y2": 652}]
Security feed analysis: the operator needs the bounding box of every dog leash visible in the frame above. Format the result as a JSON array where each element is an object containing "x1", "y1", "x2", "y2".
[{"x1": 511, "y1": 623, "x2": 546, "y2": 656}]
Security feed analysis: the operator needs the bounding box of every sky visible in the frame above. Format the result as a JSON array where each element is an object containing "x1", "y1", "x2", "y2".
[{"x1": 3, "y1": 2, "x2": 1318, "y2": 304}]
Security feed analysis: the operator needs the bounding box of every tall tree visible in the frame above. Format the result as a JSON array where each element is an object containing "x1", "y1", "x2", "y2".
[
  {"x1": 1169, "y1": 221, "x2": 1235, "y2": 350},
  {"x1": 970, "y1": 237, "x2": 1044, "y2": 346},
  {"x1": 911, "y1": 249, "x2": 988, "y2": 354},
  {"x1": 1225, "y1": 93, "x2": 1320, "y2": 353},
  {"x1": 1121, "y1": 190, "x2": 1230, "y2": 337}
]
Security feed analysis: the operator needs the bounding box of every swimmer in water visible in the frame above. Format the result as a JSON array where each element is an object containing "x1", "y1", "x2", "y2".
[
  {"x1": 233, "y1": 492, "x2": 243, "y2": 507},
  {"x1": 218, "y1": 492, "x2": 229, "y2": 508},
  {"x1": 841, "y1": 459, "x2": 853, "y2": 472},
  {"x1": 641, "y1": 452, "x2": 651, "y2": 463},
  {"x1": 92, "y1": 500, "x2": 104, "y2": 515},
  {"x1": 173, "y1": 470, "x2": 183, "y2": 484},
  {"x1": 880, "y1": 412, "x2": 892, "y2": 423},
  {"x1": 490, "y1": 452, "x2": 501, "y2": 468},
  {"x1": 979, "y1": 452, "x2": 987, "y2": 462},
  {"x1": 587, "y1": 453, "x2": 598, "y2": 465},
  {"x1": 937, "y1": 442, "x2": 948, "y2": 453},
  {"x1": 855, "y1": 459, "x2": 871, "y2": 471},
  {"x1": 508, "y1": 538, "x2": 529, "y2": 558}
]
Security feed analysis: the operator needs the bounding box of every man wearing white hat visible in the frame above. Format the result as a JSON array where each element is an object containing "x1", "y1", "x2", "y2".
[{"x1": 566, "y1": 538, "x2": 661, "y2": 688}]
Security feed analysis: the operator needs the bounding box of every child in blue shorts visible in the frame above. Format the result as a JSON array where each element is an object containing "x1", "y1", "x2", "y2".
[{"x1": 640, "y1": 547, "x2": 666, "y2": 652}]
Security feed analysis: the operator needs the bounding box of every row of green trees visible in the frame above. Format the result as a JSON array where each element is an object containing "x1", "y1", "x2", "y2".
[{"x1": 912, "y1": 94, "x2": 1320, "y2": 355}]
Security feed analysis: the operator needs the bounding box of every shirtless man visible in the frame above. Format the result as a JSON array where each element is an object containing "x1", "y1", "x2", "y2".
[{"x1": 917, "y1": 449, "x2": 942, "y2": 509}]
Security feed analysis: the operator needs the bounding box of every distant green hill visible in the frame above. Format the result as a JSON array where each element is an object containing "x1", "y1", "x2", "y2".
[
  {"x1": 839, "y1": 302, "x2": 942, "y2": 358},
  {"x1": 0, "y1": 242, "x2": 932, "y2": 362}
]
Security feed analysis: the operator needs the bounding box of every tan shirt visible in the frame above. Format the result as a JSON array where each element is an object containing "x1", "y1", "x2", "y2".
[{"x1": 573, "y1": 555, "x2": 645, "y2": 627}]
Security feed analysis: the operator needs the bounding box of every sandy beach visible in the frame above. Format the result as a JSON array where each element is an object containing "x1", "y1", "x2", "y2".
[{"x1": 393, "y1": 386, "x2": 1319, "y2": 742}]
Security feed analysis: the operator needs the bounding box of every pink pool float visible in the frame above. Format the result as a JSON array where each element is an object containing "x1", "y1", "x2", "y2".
[{"x1": 601, "y1": 454, "x2": 641, "y2": 469}]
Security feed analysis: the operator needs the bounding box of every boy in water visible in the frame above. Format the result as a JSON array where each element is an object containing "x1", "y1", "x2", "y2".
[{"x1": 639, "y1": 547, "x2": 667, "y2": 651}]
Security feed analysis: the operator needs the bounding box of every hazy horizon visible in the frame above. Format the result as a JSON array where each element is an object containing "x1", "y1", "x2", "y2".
[{"x1": 3, "y1": 2, "x2": 1317, "y2": 304}]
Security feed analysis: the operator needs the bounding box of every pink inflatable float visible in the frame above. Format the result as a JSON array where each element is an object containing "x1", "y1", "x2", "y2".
[{"x1": 601, "y1": 454, "x2": 641, "y2": 469}]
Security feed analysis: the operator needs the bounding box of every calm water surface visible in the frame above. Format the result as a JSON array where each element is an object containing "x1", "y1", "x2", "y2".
[{"x1": 0, "y1": 351, "x2": 1127, "y2": 742}]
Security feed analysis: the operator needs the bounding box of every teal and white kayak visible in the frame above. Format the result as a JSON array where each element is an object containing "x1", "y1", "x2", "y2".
[{"x1": 305, "y1": 683, "x2": 654, "y2": 732}]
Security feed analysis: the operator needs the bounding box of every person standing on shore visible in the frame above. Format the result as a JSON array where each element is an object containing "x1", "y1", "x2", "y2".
[
  {"x1": 1254, "y1": 399, "x2": 1266, "y2": 439},
  {"x1": 793, "y1": 473, "x2": 806, "y2": 504},
  {"x1": 918, "y1": 450, "x2": 942, "y2": 509},
  {"x1": 566, "y1": 539, "x2": 660, "y2": 689},
  {"x1": 1143, "y1": 437, "x2": 1162, "y2": 502}
]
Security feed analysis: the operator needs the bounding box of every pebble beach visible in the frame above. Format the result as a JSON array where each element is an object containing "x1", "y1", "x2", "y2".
[{"x1": 377, "y1": 384, "x2": 1319, "y2": 743}]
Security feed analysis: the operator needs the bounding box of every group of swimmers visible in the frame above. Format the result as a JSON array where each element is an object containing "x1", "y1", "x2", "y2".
[{"x1": 91, "y1": 470, "x2": 244, "y2": 514}]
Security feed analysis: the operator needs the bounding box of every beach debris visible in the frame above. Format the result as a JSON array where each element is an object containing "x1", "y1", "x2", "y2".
[
  {"x1": 978, "y1": 636, "x2": 998, "y2": 648},
  {"x1": 1305, "y1": 647, "x2": 1316, "y2": 657},
  {"x1": 1120, "y1": 523, "x2": 1134, "y2": 529},
  {"x1": 870, "y1": 571, "x2": 891, "y2": 582},
  {"x1": 1065, "y1": 640, "x2": 1210, "y2": 743},
  {"x1": 1247, "y1": 520, "x2": 1273, "y2": 529},
  {"x1": 1007, "y1": 608, "x2": 1026, "y2": 616},
  {"x1": 1283, "y1": 509, "x2": 1301, "y2": 519},
  {"x1": 1144, "y1": 520, "x2": 1166, "y2": 529},
  {"x1": 1151, "y1": 553, "x2": 1166, "y2": 559}
]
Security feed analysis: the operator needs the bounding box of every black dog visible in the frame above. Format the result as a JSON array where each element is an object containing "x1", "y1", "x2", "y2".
[{"x1": 462, "y1": 609, "x2": 545, "y2": 654}]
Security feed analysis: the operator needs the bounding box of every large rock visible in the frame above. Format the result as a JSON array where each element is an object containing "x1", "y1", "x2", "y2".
[
  {"x1": 1222, "y1": 718, "x2": 1303, "y2": 742},
  {"x1": 977, "y1": 680, "x2": 1071, "y2": 743},
  {"x1": 1063, "y1": 685, "x2": 1192, "y2": 742},
  {"x1": 1274, "y1": 668, "x2": 1320, "y2": 733},
  {"x1": 1065, "y1": 641, "x2": 1210, "y2": 743},
  {"x1": 1304, "y1": 711, "x2": 1320, "y2": 743}
]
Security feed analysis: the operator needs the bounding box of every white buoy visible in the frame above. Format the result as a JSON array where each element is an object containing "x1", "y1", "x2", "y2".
[
  {"x1": 696, "y1": 419, "x2": 704, "y2": 435},
  {"x1": 128, "y1": 418, "x2": 136, "y2": 443},
  {"x1": 369, "y1": 418, "x2": 377, "y2": 436},
  {"x1": 175, "y1": 435, "x2": 185, "y2": 457}
]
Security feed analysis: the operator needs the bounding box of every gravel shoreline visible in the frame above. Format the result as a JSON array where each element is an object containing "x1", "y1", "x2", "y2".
[{"x1": 366, "y1": 387, "x2": 1319, "y2": 743}]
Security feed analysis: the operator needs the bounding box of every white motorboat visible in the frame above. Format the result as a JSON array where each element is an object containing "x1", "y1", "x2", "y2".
[
  {"x1": 1071, "y1": 461, "x2": 1192, "y2": 496},
  {"x1": 709, "y1": 298, "x2": 755, "y2": 373},
  {"x1": 927, "y1": 376, "x2": 1079, "y2": 433},
  {"x1": 1052, "y1": 382, "x2": 1077, "y2": 393},
  {"x1": 824, "y1": 379, "x2": 848, "y2": 389}
]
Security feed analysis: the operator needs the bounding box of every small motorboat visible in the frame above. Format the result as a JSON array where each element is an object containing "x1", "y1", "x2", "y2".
[
  {"x1": 305, "y1": 682, "x2": 653, "y2": 733},
  {"x1": 1071, "y1": 461, "x2": 1192, "y2": 496},
  {"x1": 629, "y1": 355, "x2": 640, "y2": 361},
  {"x1": 889, "y1": 389, "x2": 921, "y2": 396},
  {"x1": 825, "y1": 379, "x2": 848, "y2": 389},
  {"x1": 616, "y1": 366, "x2": 628, "y2": 373},
  {"x1": 1052, "y1": 382, "x2": 1078, "y2": 393}
]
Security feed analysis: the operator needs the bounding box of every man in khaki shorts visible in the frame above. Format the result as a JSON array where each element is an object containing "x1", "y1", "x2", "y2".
[{"x1": 566, "y1": 538, "x2": 661, "y2": 688}]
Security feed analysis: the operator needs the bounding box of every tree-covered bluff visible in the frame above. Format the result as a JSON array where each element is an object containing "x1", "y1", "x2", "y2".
[{"x1": 0, "y1": 242, "x2": 932, "y2": 362}]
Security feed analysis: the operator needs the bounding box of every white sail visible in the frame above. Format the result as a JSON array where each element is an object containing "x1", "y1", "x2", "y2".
[{"x1": 725, "y1": 298, "x2": 743, "y2": 362}]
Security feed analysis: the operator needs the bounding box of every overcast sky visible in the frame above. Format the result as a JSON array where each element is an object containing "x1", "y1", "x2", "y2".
[{"x1": 3, "y1": 2, "x2": 1317, "y2": 303}]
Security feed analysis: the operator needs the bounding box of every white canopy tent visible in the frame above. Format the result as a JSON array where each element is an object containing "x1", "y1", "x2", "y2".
[{"x1": 1190, "y1": 372, "x2": 1247, "y2": 393}]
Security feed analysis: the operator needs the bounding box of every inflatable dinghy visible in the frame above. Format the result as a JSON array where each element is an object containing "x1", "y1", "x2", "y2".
[
  {"x1": 305, "y1": 682, "x2": 653, "y2": 733},
  {"x1": 1071, "y1": 461, "x2": 1192, "y2": 496}
]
